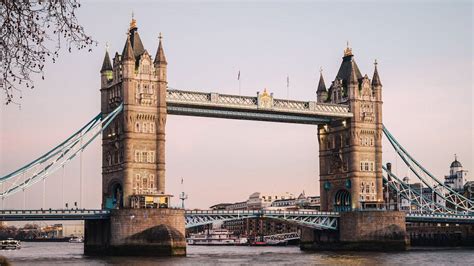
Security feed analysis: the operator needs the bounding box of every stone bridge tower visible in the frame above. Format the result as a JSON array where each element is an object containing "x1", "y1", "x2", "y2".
[
  {"x1": 100, "y1": 18, "x2": 168, "y2": 209},
  {"x1": 317, "y1": 45, "x2": 383, "y2": 211}
]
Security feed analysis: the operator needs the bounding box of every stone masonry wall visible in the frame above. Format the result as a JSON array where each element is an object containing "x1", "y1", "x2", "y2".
[
  {"x1": 109, "y1": 208, "x2": 185, "y2": 245},
  {"x1": 85, "y1": 208, "x2": 186, "y2": 256},
  {"x1": 340, "y1": 211, "x2": 407, "y2": 243}
]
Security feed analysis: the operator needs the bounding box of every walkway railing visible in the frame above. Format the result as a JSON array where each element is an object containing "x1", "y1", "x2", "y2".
[
  {"x1": 0, "y1": 209, "x2": 110, "y2": 221},
  {"x1": 166, "y1": 89, "x2": 352, "y2": 124}
]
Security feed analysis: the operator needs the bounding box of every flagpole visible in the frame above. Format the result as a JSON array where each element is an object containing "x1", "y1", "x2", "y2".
[
  {"x1": 286, "y1": 74, "x2": 289, "y2": 102},
  {"x1": 238, "y1": 70, "x2": 241, "y2": 96}
]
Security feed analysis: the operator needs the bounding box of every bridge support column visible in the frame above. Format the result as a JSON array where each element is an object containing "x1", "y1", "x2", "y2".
[
  {"x1": 85, "y1": 209, "x2": 186, "y2": 256},
  {"x1": 300, "y1": 211, "x2": 409, "y2": 251}
]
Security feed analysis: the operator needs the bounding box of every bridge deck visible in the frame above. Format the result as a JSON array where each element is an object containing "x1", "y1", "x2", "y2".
[
  {"x1": 0, "y1": 209, "x2": 472, "y2": 226},
  {"x1": 0, "y1": 209, "x2": 110, "y2": 221},
  {"x1": 166, "y1": 89, "x2": 352, "y2": 124}
]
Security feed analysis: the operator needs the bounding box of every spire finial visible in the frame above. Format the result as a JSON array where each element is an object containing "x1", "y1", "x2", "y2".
[
  {"x1": 159, "y1": 32, "x2": 163, "y2": 41},
  {"x1": 455, "y1": 154, "x2": 457, "y2": 161},
  {"x1": 319, "y1": 66, "x2": 323, "y2": 74},
  {"x1": 374, "y1": 59, "x2": 378, "y2": 67},
  {"x1": 105, "y1": 42, "x2": 109, "y2": 52},
  {"x1": 130, "y1": 11, "x2": 137, "y2": 30},
  {"x1": 344, "y1": 41, "x2": 353, "y2": 56}
]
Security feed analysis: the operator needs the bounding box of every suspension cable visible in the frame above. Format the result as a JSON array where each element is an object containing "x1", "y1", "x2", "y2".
[{"x1": 383, "y1": 125, "x2": 473, "y2": 212}]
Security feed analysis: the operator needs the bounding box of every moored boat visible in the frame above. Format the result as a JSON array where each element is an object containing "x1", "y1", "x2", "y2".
[
  {"x1": 68, "y1": 236, "x2": 84, "y2": 243},
  {"x1": 187, "y1": 229, "x2": 247, "y2": 245},
  {"x1": 0, "y1": 238, "x2": 21, "y2": 250}
]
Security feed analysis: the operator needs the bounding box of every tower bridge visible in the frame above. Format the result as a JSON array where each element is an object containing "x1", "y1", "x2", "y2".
[{"x1": 1, "y1": 18, "x2": 473, "y2": 255}]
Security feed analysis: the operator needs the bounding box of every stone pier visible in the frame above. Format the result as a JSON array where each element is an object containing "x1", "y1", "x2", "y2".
[
  {"x1": 301, "y1": 211, "x2": 409, "y2": 251},
  {"x1": 85, "y1": 209, "x2": 186, "y2": 256}
]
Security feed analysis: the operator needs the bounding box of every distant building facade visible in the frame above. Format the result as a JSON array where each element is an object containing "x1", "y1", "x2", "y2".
[
  {"x1": 444, "y1": 155, "x2": 468, "y2": 193},
  {"x1": 247, "y1": 192, "x2": 295, "y2": 210},
  {"x1": 463, "y1": 181, "x2": 474, "y2": 200},
  {"x1": 210, "y1": 191, "x2": 320, "y2": 237}
]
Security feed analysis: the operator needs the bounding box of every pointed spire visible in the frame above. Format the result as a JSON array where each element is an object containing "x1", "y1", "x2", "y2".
[
  {"x1": 335, "y1": 43, "x2": 362, "y2": 84},
  {"x1": 317, "y1": 67, "x2": 326, "y2": 93},
  {"x1": 348, "y1": 60, "x2": 359, "y2": 85},
  {"x1": 344, "y1": 41, "x2": 353, "y2": 57},
  {"x1": 122, "y1": 33, "x2": 134, "y2": 61},
  {"x1": 100, "y1": 43, "x2": 112, "y2": 72},
  {"x1": 154, "y1": 32, "x2": 167, "y2": 65},
  {"x1": 372, "y1": 59, "x2": 382, "y2": 86},
  {"x1": 130, "y1": 11, "x2": 137, "y2": 31}
]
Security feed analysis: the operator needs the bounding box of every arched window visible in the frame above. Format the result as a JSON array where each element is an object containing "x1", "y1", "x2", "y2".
[
  {"x1": 334, "y1": 189, "x2": 351, "y2": 211},
  {"x1": 149, "y1": 174, "x2": 155, "y2": 188},
  {"x1": 143, "y1": 123, "x2": 148, "y2": 133},
  {"x1": 135, "y1": 174, "x2": 141, "y2": 190},
  {"x1": 150, "y1": 123, "x2": 155, "y2": 133},
  {"x1": 136, "y1": 122, "x2": 140, "y2": 132},
  {"x1": 149, "y1": 151, "x2": 155, "y2": 163}
]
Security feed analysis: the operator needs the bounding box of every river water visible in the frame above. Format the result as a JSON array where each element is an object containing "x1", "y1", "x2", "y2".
[{"x1": 1, "y1": 243, "x2": 473, "y2": 265}]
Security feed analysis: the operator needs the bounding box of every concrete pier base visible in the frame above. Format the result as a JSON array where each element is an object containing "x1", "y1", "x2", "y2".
[
  {"x1": 301, "y1": 211, "x2": 409, "y2": 251},
  {"x1": 84, "y1": 208, "x2": 186, "y2": 256}
]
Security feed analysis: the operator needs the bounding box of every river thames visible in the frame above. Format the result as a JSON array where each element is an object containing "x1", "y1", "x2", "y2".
[{"x1": 1, "y1": 243, "x2": 473, "y2": 265}]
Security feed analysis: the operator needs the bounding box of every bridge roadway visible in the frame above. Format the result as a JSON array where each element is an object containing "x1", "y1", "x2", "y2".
[
  {"x1": 166, "y1": 89, "x2": 353, "y2": 124},
  {"x1": 0, "y1": 209, "x2": 473, "y2": 228}
]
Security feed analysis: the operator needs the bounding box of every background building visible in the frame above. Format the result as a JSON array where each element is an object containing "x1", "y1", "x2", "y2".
[
  {"x1": 444, "y1": 155, "x2": 469, "y2": 192},
  {"x1": 208, "y1": 191, "x2": 320, "y2": 237}
]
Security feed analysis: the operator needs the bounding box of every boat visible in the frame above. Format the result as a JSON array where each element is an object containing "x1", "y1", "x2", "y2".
[
  {"x1": 68, "y1": 236, "x2": 84, "y2": 243},
  {"x1": 250, "y1": 240, "x2": 288, "y2": 246},
  {"x1": 187, "y1": 229, "x2": 248, "y2": 245},
  {"x1": 0, "y1": 238, "x2": 21, "y2": 250}
]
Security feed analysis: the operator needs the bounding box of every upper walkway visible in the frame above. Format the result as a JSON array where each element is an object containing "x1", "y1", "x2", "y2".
[{"x1": 166, "y1": 89, "x2": 352, "y2": 124}]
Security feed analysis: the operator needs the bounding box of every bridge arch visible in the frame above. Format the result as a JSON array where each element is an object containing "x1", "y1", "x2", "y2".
[
  {"x1": 334, "y1": 189, "x2": 351, "y2": 212},
  {"x1": 106, "y1": 180, "x2": 123, "y2": 209}
]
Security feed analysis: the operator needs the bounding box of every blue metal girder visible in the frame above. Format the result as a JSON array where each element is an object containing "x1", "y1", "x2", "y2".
[
  {"x1": 0, "y1": 209, "x2": 110, "y2": 221},
  {"x1": 406, "y1": 213, "x2": 474, "y2": 224},
  {"x1": 184, "y1": 210, "x2": 340, "y2": 230},
  {"x1": 167, "y1": 105, "x2": 333, "y2": 125}
]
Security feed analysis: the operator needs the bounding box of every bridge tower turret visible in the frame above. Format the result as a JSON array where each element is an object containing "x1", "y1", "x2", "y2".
[
  {"x1": 318, "y1": 44, "x2": 384, "y2": 211},
  {"x1": 316, "y1": 69, "x2": 328, "y2": 103},
  {"x1": 100, "y1": 46, "x2": 113, "y2": 114},
  {"x1": 154, "y1": 33, "x2": 168, "y2": 193},
  {"x1": 100, "y1": 18, "x2": 169, "y2": 209}
]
